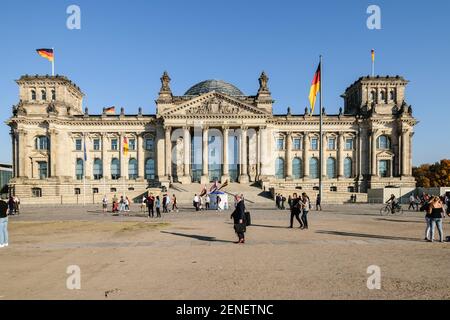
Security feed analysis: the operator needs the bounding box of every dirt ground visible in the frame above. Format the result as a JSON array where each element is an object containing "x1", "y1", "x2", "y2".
[{"x1": 0, "y1": 203, "x2": 449, "y2": 300}]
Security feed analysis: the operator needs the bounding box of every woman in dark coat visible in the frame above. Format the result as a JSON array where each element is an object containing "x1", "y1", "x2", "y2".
[{"x1": 231, "y1": 195, "x2": 246, "y2": 244}]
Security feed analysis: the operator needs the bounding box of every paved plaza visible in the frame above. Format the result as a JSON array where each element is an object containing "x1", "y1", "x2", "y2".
[{"x1": 0, "y1": 203, "x2": 449, "y2": 300}]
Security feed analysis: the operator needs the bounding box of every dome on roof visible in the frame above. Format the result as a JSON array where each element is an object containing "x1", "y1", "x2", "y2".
[{"x1": 184, "y1": 80, "x2": 244, "y2": 96}]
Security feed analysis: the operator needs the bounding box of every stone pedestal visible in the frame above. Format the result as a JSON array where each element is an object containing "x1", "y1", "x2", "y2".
[{"x1": 200, "y1": 175, "x2": 210, "y2": 185}]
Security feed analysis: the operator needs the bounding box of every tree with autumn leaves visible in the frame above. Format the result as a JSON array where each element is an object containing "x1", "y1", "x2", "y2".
[{"x1": 413, "y1": 159, "x2": 450, "y2": 188}]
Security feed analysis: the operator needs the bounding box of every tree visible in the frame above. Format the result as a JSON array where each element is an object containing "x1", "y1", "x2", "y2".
[{"x1": 413, "y1": 159, "x2": 450, "y2": 187}]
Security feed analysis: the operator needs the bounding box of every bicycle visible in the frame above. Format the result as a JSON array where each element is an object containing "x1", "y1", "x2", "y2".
[{"x1": 380, "y1": 203, "x2": 404, "y2": 215}]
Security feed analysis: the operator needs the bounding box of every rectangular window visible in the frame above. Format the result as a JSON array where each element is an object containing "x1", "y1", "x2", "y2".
[
  {"x1": 129, "y1": 139, "x2": 136, "y2": 151},
  {"x1": 32, "y1": 188, "x2": 42, "y2": 197},
  {"x1": 110, "y1": 188, "x2": 117, "y2": 193},
  {"x1": 38, "y1": 162, "x2": 48, "y2": 180},
  {"x1": 276, "y1": 138, "x2": 284, "y2": 151},
  {"x1": 327, "y1": 138, "x2": 336, "y2": 150},
  {"x1": 74, "y1": 188, "x2": 81, "y2": 195},
  {"x1": 311, "y1": 138, "x2": 318, "y2": 150},
  {"x1": 75, "y1": 139, "x2": 82, "y2": 151},
  {"x1": 345, "y1": 138, "x2": 354, "y2": 150},
  {"x1": 293, "y1": 138, "x2": 302, "y2": 150},
  {"x1": 93, "y1": 139, "x2": 101, "y2": 151},
  {"x1": 92, "y1": 188, "x2": 99, "y2": 194},
  {"x1": 145, "y1": 138, "x2": 154, "y2": 151},
  {"x1": 111, "y1": 139, "x2": 118, "y2": 150},
  {"x1": 379, "y1": 160, "x2": 390, "y2": 177}
]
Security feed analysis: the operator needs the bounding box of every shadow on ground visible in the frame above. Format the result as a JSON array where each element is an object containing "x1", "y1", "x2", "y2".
[
  {"x1": 160, "y1": 231, "x2": 235, "y2": 243},
  {"x1": 316, "y1": 230, "x2": 424, "y2": 242}
]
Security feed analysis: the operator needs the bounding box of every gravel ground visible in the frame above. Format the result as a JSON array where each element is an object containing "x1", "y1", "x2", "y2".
[{"x1": 0, "y1": 204, "x2": 449, "y2": 300}]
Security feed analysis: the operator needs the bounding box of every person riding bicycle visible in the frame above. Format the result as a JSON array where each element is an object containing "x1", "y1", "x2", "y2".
[{"x1": 386, "y1": 194, "x2": 400, "y2": 214}]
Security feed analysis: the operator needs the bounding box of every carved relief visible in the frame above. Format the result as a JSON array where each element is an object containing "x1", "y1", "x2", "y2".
[{"x1": 186, "y1": 97, "x2": 242, "y2": 115}]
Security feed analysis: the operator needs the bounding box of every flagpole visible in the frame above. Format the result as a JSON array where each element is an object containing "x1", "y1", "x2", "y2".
[
  {"x1": 319, "y1": 55, "x2": 323, "y2": 204},
  {"x1": 52, "y1": 47, "x2": 55, "y2": 76}
]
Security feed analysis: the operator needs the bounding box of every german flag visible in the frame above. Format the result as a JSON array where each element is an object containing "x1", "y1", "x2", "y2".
[
  {"x1": 371, "y1": 49, "x2": 375, "y2": 62},
  {"x1": 308, "y1": 63, "x2": 321, "y2": 114},
  {"x1": 36, "y1": 48, "x2": 54, "y2": 62},
  {"x1": 104, "y1": 106, "x2": 115, "y2": 113},
  {"x1": 123, "y1": 137, "x2": 129, "y2": 157}
]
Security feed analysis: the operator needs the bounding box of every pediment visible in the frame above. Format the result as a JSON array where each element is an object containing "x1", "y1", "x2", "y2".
[
  {"x1": 161, "y1": 92, "x2": 268, "y2": 117},
  {"x1": 377, "y1": 150, "x2": 394, "y2": 158}
]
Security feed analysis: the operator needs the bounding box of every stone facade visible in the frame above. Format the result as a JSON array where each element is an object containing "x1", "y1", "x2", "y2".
[{"x1": 7, "y1": 72, "x2": 417, "y2": 202}]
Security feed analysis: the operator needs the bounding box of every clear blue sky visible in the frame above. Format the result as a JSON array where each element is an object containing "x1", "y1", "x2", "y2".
[{"x1": 1, "y1": 0, "x2": 449, "y2": 166}]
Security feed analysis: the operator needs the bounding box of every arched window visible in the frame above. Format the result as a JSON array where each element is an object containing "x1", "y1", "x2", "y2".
[
  {"x1": 326, "y1": 157, "x2": 337, "y2": 179},
  {"x1": 128, "y1": 158, "x2": 138, "y2": 179},
  {"x1": 380, "y1": 90, "x2": 386, "y2": 102},
  {"x1": 309, "y1": 157, "x2": 319, "y2": 179},
  {"x1": 93, "y1": 158, "x2": 103, "y2": 180},
  {"x1": 292, "y1": 157, "x2": 303, "y2": 179},
  {"x1": 377, "y1": 135, "x2": 391, "y2": 149},
  {"x1": 344, "y1": 157, "x2": 353, "y2": 178},
  {"x1": 41, "y1": 90, "x2": 46, "y2": 100},
  {"x1": 75, "y1": 158, "x2": 84, "y2": 180},
  {"x1": 51, "y1": 89, "x2": 56, "y2": 100},
  {"x1": 275, "y1": 157, "x2": 285, "y2": 179},
  {"x1": 390, "y1": 90, "x2": 395, "y2": 101},
  {"x1": 145, "y1": 158, "x2": 155, "y2": 180},
  {"x1": 35, "y1": 136, "x2": 49, "y2": 150},
  {"x1": 111, "y1": 158, "x2": 120, "y2": 180},
  {"x1": 370, "y1": 91, "x2": 376, "y2": 101},
  {"x1": 31, "y1": 90, "x2": 36, "y2": 100}
]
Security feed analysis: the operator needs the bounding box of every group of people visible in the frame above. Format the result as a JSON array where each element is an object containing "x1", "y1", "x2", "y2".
[
  {"x1": 276, "y1": 193, "x2": 321, "y2": 211},
  {"x1": 102, "y1": 195, "x2": 132, "y2": 214},
  {"x1": 192, "y1": 194, "x2": 223, "y2": 211},
  {"x1": 144, "y1": 193, "x2": 178, "y2": 218},
  {"x1": 7, "y1": 196, "x2": 20, "y2": 216},
  {"x1": 289, "y1": 192, "x2": 311, "y2": 229}
]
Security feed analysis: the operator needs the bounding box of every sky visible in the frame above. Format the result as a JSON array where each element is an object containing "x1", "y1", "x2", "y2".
[{"x1": 0, "y1": 0, "x2": 449, "y2": 166}]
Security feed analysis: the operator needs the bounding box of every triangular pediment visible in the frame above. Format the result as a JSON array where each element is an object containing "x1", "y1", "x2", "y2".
[
  {"x1": 377, "y1": 150, "x2": 394, "y2": 158},
  {"x1": 161, "y1": 92, "x2": 269, "y2": 116}
]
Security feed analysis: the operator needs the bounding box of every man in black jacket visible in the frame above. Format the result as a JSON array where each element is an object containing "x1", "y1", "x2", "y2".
[
  {"x1": 231, "y1": 195, "x2": 246, "y2": 244},
  {"x1": 0, "y1": 198, "x2": 9, "y2": 248},
  {"x1": 290, "y1": 193, "x2": 304, "y2": 229}
]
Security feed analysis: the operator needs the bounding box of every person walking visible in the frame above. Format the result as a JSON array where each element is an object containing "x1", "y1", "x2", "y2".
[
  {"x1": 216, "y1": 196, "x2": 222, "y2": 211},
  {"x1": 316, "y1": 194, "x2": 322, "y2": 211},
  {"x1": 193, "y1": 194, "x2": 200, "y2": 211},
  {"x1": 146, "y1": 194, "x2": 155, "y2": 218},
  {"x1": 275, "y1": 194, "x2": 280, "y2": 209},
  {"x1": 281, "y1": 195, "x2": 286, "y2": 210},
  {"x1": 13, "y1": 196, "x2": 20, "y2": 215},
  {"x1": 231, "y1": 195, "x2": 246, "y2": 244},
  {"x1": 408, "y1": 194, "x2": 416, "y2": 211},
  {"x1": 125, "y1": 196, "x2": 131, "y2": 212},
  {"x1": 102, "y1": 195, "x2": 108, "y2": 214},
  {"x1": 205, "y1": 194, "x2": 210, "y2": 210},
  {"x1": 288, "y1": 195, "x2": 292, "y2": 211},
  {"x1": 0, "y1": 198, "x2": 8, "y2": 248},
  {"x1": 290, "y1": 193, "x2": 304, "y2": 228},
  {"x1": 7, "y1": 196, "x2": 15, "y2": 216},
  {"x1": 172, "y1": 194, "x2": 179, "y2": 212},
  {"x1": 428, "y1": 196, "x2": 446, "y2": 243},
  {"x1": 162, "y1": 194, "x2": 167, "y2": 213},
  {"x1": 301, "y1": 193, "x2": 311, "y2": 230},
  {"x1": 155, "y1": 196, "x2": 161, "y2": 218}
]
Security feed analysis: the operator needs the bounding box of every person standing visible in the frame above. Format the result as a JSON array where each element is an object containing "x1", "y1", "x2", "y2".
[
  {"x1": 281, "y1": 195, "x2": 286, "y2": 210},
  {"x1": 216, "y1": 196, "x2": 222, "y2": 211},
  {"x1": 172, "y1": 194, "x2": 179, "y2": 212},
  {"x1": 290, "y1": 193, "x2": 304, "y2": 229},
  {"x1": 13, "y1": 196, "x2": 20, "y2": 215},
  {"x1": 146, "y1": 194, "x2": 155, "y2": 218},
  {"x1": 155, "y1": 196, "x2": 161, "y2": 218},
  {"x1": 205, "y1": 194, "x2": 210, "y2": 210},
  {"x1": 0, "y1": 198, "x2": 8, "y2": 248},
  {"x1": 141, "y1": 195, "x2": 147, "y2": 212},
  {"x1": 275, "y1": 194, "x2": 280, "y2": 209},
  {"x1": 162, "y1": 194, "x2": 167, "y2": 213},
  {"x1": 231, "y1": 195, "x2": 246, "y2": 244},
  {"x1": 7, "y1": 196, "x2": 15, "y2": 216},
  {"x1": 408, "y1": 194, "x2": 416, "y2": 211},
  {"x1": 102, "y1": 195, "x2": 108, "y2": 214},
  {"x1": 316, "y1": 194, "x2": 322, "y2": 211},
  {"x1": 288, "y1": 195, "x2": 292, "y2": 211},
  {"x1": 428, "y1": 196, "x2": 446, "y2": 243},
  {"x1": 301, "y1": 193, "x2": 311, "y2": 230}
]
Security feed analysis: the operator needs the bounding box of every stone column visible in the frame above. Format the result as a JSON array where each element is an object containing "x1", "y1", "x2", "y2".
[
  {"x1": 200, "y1": 126, "x2": 209, "y2": 184},
  {"x1": 239, "y1": 127, "x2": 249, "y2": 183},
  {"x1": 165, "y1": 126, "x2": 172, "y2": 180},
  {"x1": 401, "y1": 129, "x2": 409, "y2": 176},
  {"x1": 371, "y1": 130, "x2": 377, "y2": 176},
  {"x1": 49, "y1": 129, "x2": 58, "y2": 178},
  {"x1": 180, "y1": 126, "x2": 191, "y2": 184},
  {"x1": 303, "y1": 133, "x2": 310, "y2": 179},
  {"x1": 256, "y1": 128, "x2": 261, "y2": 180},
  {"x1": 259, "y1": 126, "x2": 269, "y2": 179},
  {"x1": 338, "y1": 132, "x2": 345, "y2": 178},
  {"x1": 286, "y1": 132, "x2": 293, "y2": 180},
  {"x1": 137, "y1": 133, "x2": 144, "y2": 179},
  {"x1": 10, "y1": 130, "x2": 16, "y2": 178},
  {"x1": 221, "y1": 126, "x2": 230, "y2": 182},
  {"x1": 409, "y1": 132, "x2": 414, "y2": 176},
  {"x1": 18, "y1": 129, "x2": 28, "y2": 178},
  {"x1": 102, "y1": 133, "x2": 110, "y2": 180}
]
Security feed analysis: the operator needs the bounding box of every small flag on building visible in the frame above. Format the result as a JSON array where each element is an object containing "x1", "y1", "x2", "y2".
[
  {"x1": 104, "y1": 106, "x2": 116, "y2": 114},
  {"x1": 308, "y1": 63, "x2": 321, "y2": 114},
  {"x1": 36, "y1": 48, "x2": 54, "y2": 62},
  {"x1": 123, "y1": 136, "x2": 129, "y2": 157}
]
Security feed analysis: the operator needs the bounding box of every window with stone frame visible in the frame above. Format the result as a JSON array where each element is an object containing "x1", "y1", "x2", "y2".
[
  {"x1": 111, "y1": 138, "x2": 118, "y2": 151},
  {"x1": 128, "y1": 138, "x2": 136, "y2": 151},
  {"x1": 327, "y1": 137, "x2": 336, "y2": 150},
  {"x1": 75, "y1": 138, "x2": 82, "y2": 151},
  {"x1": 310, "y1": 137, "x2": 319, "y2": 150},
  {"x1": 345, "y1": 138, "x2": 354, "y2": 150},
  {"x1": 145, "y1": 138, "x2": 154, "y2": 151},
  {"x1": 276, "y1": 138, "x2": 284, "y2": 151},
  {"x1": 93, "y1": 138, "x2": 101, "y2": 151},
  {"x1": 293, "y1": 138, "x2": 302, "y2": 150}
]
